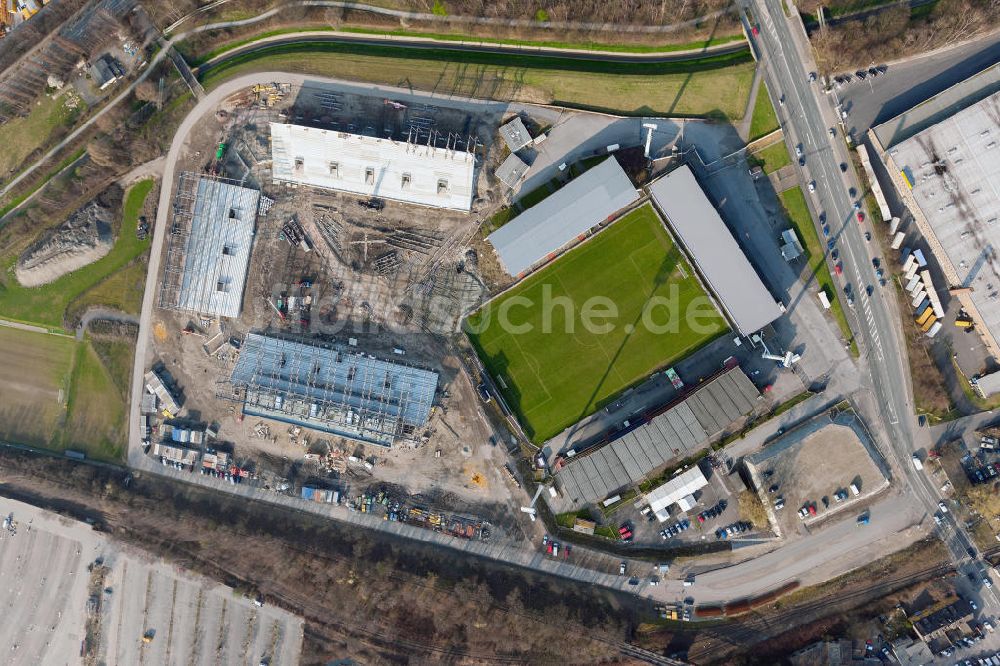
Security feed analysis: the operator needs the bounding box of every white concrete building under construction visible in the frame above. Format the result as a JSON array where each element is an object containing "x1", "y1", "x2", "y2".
[
  {"x1": 269, "y1": 122, "x2": 476, "y2": 211},
  {"x1": 158, "y1": 173, "x2": 261, "y2": 318},
  {"x1": 226, "y1": 333, "x2": 439, "y2": 447}
]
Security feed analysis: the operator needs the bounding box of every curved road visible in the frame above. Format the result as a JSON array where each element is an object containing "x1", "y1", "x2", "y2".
[{"x1": 196, "y1": 30, "x2": 750, "y2": 73}]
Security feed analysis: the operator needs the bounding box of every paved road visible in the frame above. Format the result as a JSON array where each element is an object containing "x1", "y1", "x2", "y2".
[
  {"x1": 747, "y1": 0, "x2": 1000, "y2": 616},
  {"x1": 837, "y1": 27, "x2": 1000, "y2": 138},
  {"x1": 197, "y1": 29, "x2": 750, "y2": 72}
]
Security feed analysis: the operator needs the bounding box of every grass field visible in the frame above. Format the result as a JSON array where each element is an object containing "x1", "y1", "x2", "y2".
[
  {"x1": 200, "y1": 42, "x2": 756, "y2": 120},
  {"x1": 751, "y1": 140, "x2": 792, "y2": 174},
  {"x1": 0, "y1": 327, "x2": 126, "y2": 460},
  {"x1": 748, "y1": 81, "x2": 779, "y2": 141},
  {"x1": 0, "y1": 178, "x2": 154, "y2": 328},
  {"x1": 186, "y1": 25, "x2": 748, "y2": 64},
  {"x1": 467, "y1": 204, "x2": 727, "y2": 442},
  {"x1": 779, "y1": 186, "x2": 856, "y2": 352},
  {"x1": 0, "y1": 93, "x2": 81, "y2": 182}
]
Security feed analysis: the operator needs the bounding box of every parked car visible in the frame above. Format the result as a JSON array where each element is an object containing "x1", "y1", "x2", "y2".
[{"x1": 619, "y1": 561, "x2": 627, "y2": 575}]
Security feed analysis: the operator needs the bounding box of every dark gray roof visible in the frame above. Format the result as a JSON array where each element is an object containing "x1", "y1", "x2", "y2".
[
  {"x1": 487, "y1": 158, "x2": 639, "y2": 276},
  {"x1": 556, "y1": 366, "x2": 758, "y2": 504},
  {"x1": 495, "y1": 153, "x2": 528, "y2": 189},
  {"x1": 649, "y1": 166, "x2": 782, "y2": 335}
]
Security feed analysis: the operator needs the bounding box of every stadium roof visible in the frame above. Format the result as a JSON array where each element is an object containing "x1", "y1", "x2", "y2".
[
  {"x1": 495, "y1": 152, "x2": 528, "y2": 189},
  {"x1": 175, "y1": 177, "x2": 259, "y2": 318},
  {"x1": 645, "y1": 466, "x2": 708, "y2": 521},
  {"x1": 886, "y1": 91, "x2": 1000, "y2": 348},
  {"x1": 499, "y1": 116, "x2": 532, "y2": 152},
  {"x1": 270, "y1": 122, "x2": 475, "y2": 211},
  {"x1": 487, "y1": 158, "x2": 639, "y2": 277},
  {"x1": 649, "y1": 165, "x2": 782, "y2": 335},
  {"x1": 556, "y1": 366, "x2": 758, "y2": 504},
  {"x1": 229, "y1": 333, "x2": 438, "y2": 447}
]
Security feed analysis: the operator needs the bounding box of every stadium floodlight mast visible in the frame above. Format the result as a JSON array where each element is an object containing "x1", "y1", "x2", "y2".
[{"x1": 642, "y1": 123, "x2": 658, "y2": 158}]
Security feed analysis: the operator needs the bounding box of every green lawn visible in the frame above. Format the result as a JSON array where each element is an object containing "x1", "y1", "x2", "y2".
[
  {"x1": 0, "y1": 92, "x2": 82, "y2": 183},
  {"x1": 779, "y1": 186, "x2": 855, "y2": 350},
  {"x1": 748, "y1": 81, "x2": 780, "y2": 141},
  {"x1": 0, "y1": 178, "x2": 154, "y2": 328},
  {"x1": 752, "y1": 140, "x2": 792, "y2": 173},
  {"x1": 0, "y1": 327, "x2": 126, "y2": 461},
  {"x1": 467, "y1": 204, "x2": 727, "y2": 442},
  {"x1": 186, "y1": 25, "x2": 747, "y2": 64},
  {"x1": 200, "y1": 42, "x2": 757, "y2": 120}
]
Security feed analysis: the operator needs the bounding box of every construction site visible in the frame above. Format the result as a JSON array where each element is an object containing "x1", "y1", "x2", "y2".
[{"x1": 145, "y1": 79, "x2": 517, "y2": 518}]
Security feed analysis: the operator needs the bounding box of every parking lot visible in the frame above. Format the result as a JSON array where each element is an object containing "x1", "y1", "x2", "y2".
[
  {"x1": 615, "y1": 461, "x2": 748, "y2": 546},
  {"x1": 0, "y1": 498, "x2": 303, "y2": 666},
  {"x1": 744, "y1": 411, "x2": 890, "y2": 537}
]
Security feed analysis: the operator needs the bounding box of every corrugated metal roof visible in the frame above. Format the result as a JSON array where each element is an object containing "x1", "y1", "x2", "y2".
[
  {"x1": 487, "y1": 158, "x2": 639, "y2": 276},
  {"x1": 176, "y1": 178, "x2": 259, "y2": 318},
  {"x1": 229, "y1": 333, "x2": 438, "y2": 446},
  {"x1": 270, "y1": 122, "x2": 475, "y2": 211},
  {"x1": 649, "y1": 165, "x2": 782, "y2": 335},
  {"x1": 555, "y1": 366, "x2": 758, "y2": 504}
]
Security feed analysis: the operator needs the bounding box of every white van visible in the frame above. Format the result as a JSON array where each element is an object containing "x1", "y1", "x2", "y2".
[
  {"x1": 912, "y1": 454, "x2": 924, "y2": 471},
  {"x1": 849, "y1": 483, "x2": 860, "y2": 496}
]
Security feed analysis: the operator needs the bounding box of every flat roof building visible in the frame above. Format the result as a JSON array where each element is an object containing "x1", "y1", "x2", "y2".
[
  {"x1": 499, "y1": 116, "x2": 532, "y2": 152},
  {"x1": 495, "y1": 153, "x2": 528, "y2": 189},
  {"x1": 487, "y1": 157, "x2": 639, "y2": 277},
  {"x1": 269, "y1": 122, "x2": 475, "y2": 211},
  {"x1": 871, "y1": 66, "x2": 1000, "y2": 358},
  {"x1": 227, "y1": 333, "x2": 439, "y2": 447},
  {"x1": 649, "y1": 165, "x2": 782, "y2": 336},
  {"x1": 159, "y1": 174, "x2": 260, "y2": 318},
  {"x1": 556, "y1": 366, "x2": 758, "y2": 505},
  {"x1": 645, "y1": 466, "x2": 709, "y2": 522}
]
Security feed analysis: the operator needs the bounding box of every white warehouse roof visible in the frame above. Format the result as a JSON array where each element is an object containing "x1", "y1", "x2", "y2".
[
  {"x1": 270, "y1": 122, "x2": 475, "y2": 211},
  {"x1": 646, "y1": 466, "x2": 708, "y2": 522},
  {"x1": 176, "y1": 177, "x2": 260, "y2": 318},
  {"x1": 487, "y1": 157, "x2": 639, "y2": 277},
  {"x1": 649, "y1": 165, "x2": 782, "y2": 335}
]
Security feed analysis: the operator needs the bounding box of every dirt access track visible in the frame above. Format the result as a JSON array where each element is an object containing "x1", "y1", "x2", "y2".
[{"x1": 0, "y1": 496, "x2": 302, "y2": 665}]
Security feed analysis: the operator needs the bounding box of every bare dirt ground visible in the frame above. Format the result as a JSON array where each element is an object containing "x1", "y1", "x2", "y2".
[
  {"x1": 147, "y1": 82, "x2": 516, "y2": 510},
  {"x1": 745, "y1": 414, "x2": 890, "y2": 536},
  {"x1": 0, "y1": 496, "x2": 302, "y2": 666}
]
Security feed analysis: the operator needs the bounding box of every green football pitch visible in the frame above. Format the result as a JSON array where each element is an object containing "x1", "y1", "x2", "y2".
[{"x1": 467, "y1": 203, "x2": 728, "y2": 443}]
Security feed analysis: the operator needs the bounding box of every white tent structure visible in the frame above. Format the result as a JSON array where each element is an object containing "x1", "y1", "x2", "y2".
[
  {"x1": 645, "y1": 466, "x2": 708, "y2": 522},
  {"x1": 270, "y1": 123, "x2": 476, "y2": 211}
]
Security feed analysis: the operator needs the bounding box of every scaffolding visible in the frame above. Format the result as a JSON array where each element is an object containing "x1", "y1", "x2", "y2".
[
  {"x1": 224, "y1": 332, "x2": 438, "y2": 447},
  {"x1": 158, "y1": 172, "x2": 261, "y2": 317}
]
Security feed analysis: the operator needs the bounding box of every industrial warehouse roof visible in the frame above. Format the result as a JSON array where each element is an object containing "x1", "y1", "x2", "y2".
[
  {"x1": 229, "y1": 333, "x2": 439, "y2": 447},
  {"x1": 495, "y1": 152, "x2": 528, "y2": 189},
  {"x1": 645, "y1": 466, "x2": 709, "y2": 521},
  {"x1": 886, "y1": 91, "x2": 1000, "y2": 348},
  {"x1": 556, "y1": 366, "x2": 758, "y2": 504},
  {"x1": 269, "y1": 122, "x2": 475, "y2": 211},
  {"x1": 176, "y1": 178, "x2": 259, "y2": 318},
  {"x1": 649, "y1": 166, "x2": 782, "y2": 335},
  {"x1": 487, "y1": 158, "x2": 639, "y2": 276}
]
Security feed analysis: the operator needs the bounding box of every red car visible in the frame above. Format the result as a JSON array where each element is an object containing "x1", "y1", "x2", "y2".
[
  {"x1": 546, "y1": 542, "x2": 553, "y2": 555},
  {"x1": 620, "y1": 530, "x2": 633, "y2": 541},
  {"x1": 857, "y1": 211, "x2": 865, "y2": 223},
  {"x1": 808, "y1": 504, "x2": 817, "y2": 516},
  {"x1": 751, "y1": 25, "x2": 759, "y2": 36},
  {"x1": 834, "y1": 263, "x2": 843, "y2": 275}
]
